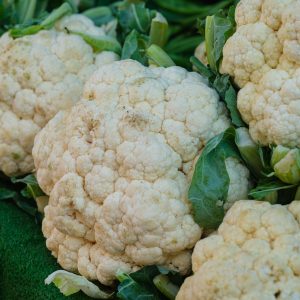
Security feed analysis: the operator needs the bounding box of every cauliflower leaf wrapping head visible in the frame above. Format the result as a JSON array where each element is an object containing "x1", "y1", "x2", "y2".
[
  {"x1": 0, "y1": 14, "x2": 119, "y2": 176},
  {"x1": 177, "y1": 200, "x2": 300, "y2": 300},
  {"x1": 220, "y1": 0, "x2": 300, "y2": 148},
  {"x1": 32, "y1": 60, "x2": 239, "y2": 285}
]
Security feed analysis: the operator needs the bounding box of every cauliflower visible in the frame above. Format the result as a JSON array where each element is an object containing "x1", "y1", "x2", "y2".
[
  {"x1": 32, "y1": 59, "x2": 242, "y2": 285},
  {"x1": 177, "y1": 200, "x2": 300, "y2": 300},
  {"x1": 220, "y1": 0, "x2": 300, "y2": 147},
  {"x1": 224, "y1": 157, "x2": 251, "y2": 210},
  {"x1": 0, "y1": 14, "x2": 119, "y2": 176},
  {"x1": 194, "y1": 42, "x2": 208, "y2": 66},
  {"x1": 220, "y1": 0, "x2": 299, "y2": 88}
]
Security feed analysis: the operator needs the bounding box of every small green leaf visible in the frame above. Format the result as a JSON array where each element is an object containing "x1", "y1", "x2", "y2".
[
  {"x1": 121, "y1": 29, "x2": 149, "y2": 64},
  {"x1": 153, "y1": 275, "x2": 179, "y2": 300},
  {"x1": 12, "y1": 174, "x2": 44, "y2": 199},
  {"x1": 235, "y1": 127, "x2": 263, "y2": 179},
  {"x1": 0, "y1": 188, "x2": 17, "y2": 200},
  {"x1": 204, "y1": 7, "x2": 236, "y2": 72},
  {"x1": 67, "y1": 30, "x2": 122, "y2": 54},
  {"x1": 190, "y1": 56, "x2": 214, "y2": 81},
  {"x1": 249, "y1": 179, "x2": 296, "y2": 200},
  {"x1": 117, "y1": 2, "x2": 154, "y2": 34},
  {"x1": 116, "y1": 266, "x2": 179, "y2": 300},
  {"x1": 223, "y1": 84, "x2": 245, "y2": 127}
]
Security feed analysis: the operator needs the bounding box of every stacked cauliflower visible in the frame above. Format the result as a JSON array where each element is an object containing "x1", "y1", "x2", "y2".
[
  {"x1": 221, "y1": 0, "x2": 300, "y2": 148},
  {"x1": 0, "y1": 14, "x2": 118, "y2": 176},
  {"x1": 32, "y1": 59, "x2": 251, "y2": 285},
  {"x1": 177, "y1": 200, "x2": 300, "y2": 300}
]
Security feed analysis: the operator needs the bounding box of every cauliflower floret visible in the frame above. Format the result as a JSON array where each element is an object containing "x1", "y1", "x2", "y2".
[
  {"x1": 221, "y1": 0, "x2": 299, "y2": 88},
  {"x1": 0, "y1": 14, "x2": 118, "y2": 176},
  {"x1": 220, "y1": 0, "x2": 300, "y2": 147},
  {"x1": 176, "y1": 200, "x2": 300, "y2": 300},
  {"x1": 224, "y1": 157, "x2": 251, "y2": 210},
  {"x1": 33, "y1": 59, "x2": 235, "y2": 285},
  {"x1": 194, "y1": 42, "x2": 208, "y2": 66},
  {"x1": 238, "y1": 69, "x2": 300, "y2": 147}
]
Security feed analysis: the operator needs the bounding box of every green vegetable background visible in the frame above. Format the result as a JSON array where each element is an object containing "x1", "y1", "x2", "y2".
[{"x1": 0, "y1": 201, "x2": 90, "y2": 300}]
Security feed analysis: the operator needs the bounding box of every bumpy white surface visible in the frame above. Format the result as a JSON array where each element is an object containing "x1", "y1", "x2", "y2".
[
  {"x1": 194, "y1": 42, "x2": 208, "y2": 66},
  {"x1": 177, "y1": 200, "x2": 300, "y2": 300},
  {"x1": 220, "y1": 0, "x2": 300, "y2": 147},
  {"x1": 0, "y1": 14, "x2": 118, "y2": 176},
  {"x1": 33, "y1": 59, "x2": 233, "y2": 285},
  {"x1": 224, "y1": 157, "x2": 251, "y2": 210}
]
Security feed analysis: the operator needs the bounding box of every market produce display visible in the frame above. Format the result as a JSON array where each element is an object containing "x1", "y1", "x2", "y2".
[{"x1": 0, "y1": 0, "x2": 300, "y2": 299}]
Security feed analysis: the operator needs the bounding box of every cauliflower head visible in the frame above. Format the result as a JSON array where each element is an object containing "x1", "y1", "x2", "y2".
[
  {"x1": 220, "y1": 0, "x2": 299, "y2": 88},
  {"x1": 194, "y1": 42, "x2": 208, "y2": 66},
  {"x1": 0, "y1": 14, "x2": 118, "y2": 176},
  {"x1": 220, "y1": 0, "x2": 300, "y2": 147},
  {"x1": 32, "y1": 59, "x2": 232, "y2": 285},
  {"x1": 177, "y1": 200, "x2": 300, "y2": 300}
]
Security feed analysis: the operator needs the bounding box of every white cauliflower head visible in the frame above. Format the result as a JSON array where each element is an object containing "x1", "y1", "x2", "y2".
[
  {"x1": 177, "y1": 200, "x2": 300, "y2": 300},
  {"x1": 0, "y1": 14, "x2": 118, "y2": 176},
  {"x1": 238, "y1": 68, "x2": 300, "y2": 147},
  {"x1": 220, "y1": 0, "x2": 300, "y2": 147},
  {"x1": 194, "y1": 42, "x2": 208, "y2": 66},
  {"x1": 32, "y1": 59, "x2": 232, "y2": 285},
  {"x1": 220, "y1": 0, "x2": 299, "y2": 88}
]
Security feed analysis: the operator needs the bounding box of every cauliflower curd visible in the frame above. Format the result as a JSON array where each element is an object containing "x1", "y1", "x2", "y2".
[
  {"x1": 220, "y1": 0, "x2": 300, "y2": 148},
  {"x1": 32, "y1": 60, "x2": 250, "y2": 285},
  {"x1": 0, "y1": 14, "x2": 118, "y2": 176},
  {"x1": 177, "y1": 200, "x2": 300, "y2": 300}
]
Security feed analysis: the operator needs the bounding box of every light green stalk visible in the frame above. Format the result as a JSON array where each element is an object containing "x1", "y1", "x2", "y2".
[{"x1": 146, "y1": 44, "x2": 175, "y2": 67}]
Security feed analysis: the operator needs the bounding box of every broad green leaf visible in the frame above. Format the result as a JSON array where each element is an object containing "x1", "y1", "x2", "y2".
[
  {"x1": 188, "y1": 127, "x2": 241, "y2": 229},
  {"x1": 121, "y1": 29, "x2": 149, "y2": 64}
]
